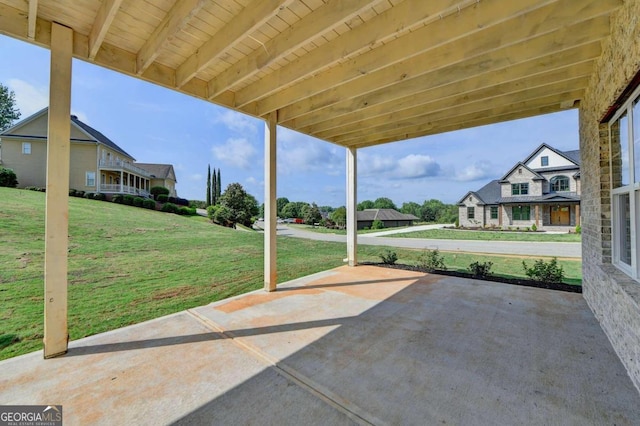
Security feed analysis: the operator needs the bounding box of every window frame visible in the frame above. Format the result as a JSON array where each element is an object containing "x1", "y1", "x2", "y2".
[
  {"x1": 511, "y1": 183, "x2": 529, "y2": 195},
  {"x1": 21, "y1": 142, "x2": 31, "y2": 154},
  {"x1": 467, "y1": 206, "x2": 475, "y2": 220},
  {"x1": 550, "y1": 175, "x2": 570, "y2": 192},
  {"x1": 86, "y1": 171, "x2": 96, "y2": 187},
  {"x1": 541, "y1": 156, "x2": 549, "y2": 166},
  {"x1": 609, "y1": 82, "x2": 640, "y2": 280},
  {"x1": 490, "y1": 206, "x2": 498, "y2": 220},
  {"x1": 512, "y1": 206, "x2": 531, "y2": 221}
]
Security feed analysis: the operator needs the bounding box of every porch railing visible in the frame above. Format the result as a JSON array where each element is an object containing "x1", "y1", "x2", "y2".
[
  {"x1": 99, "y1": 184, "x2": 150, "y2": 198},
  {"x1": 99, "y1": 159, "x2": 152, "y2": 177}
]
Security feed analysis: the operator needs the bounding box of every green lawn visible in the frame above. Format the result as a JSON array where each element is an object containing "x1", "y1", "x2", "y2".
[
  {"x1": 0, "y1": 188, "x2": 581, "y2": 360},
  {"x1": 395, "y1": 228, "x2": 582, "y2": 242},
  {"x1": 287, "y1": 223, "x2": 419, "y2": 235}
]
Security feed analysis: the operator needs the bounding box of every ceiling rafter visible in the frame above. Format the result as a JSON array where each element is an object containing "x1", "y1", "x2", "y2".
[
  {"x1": 27, "y1": 0, "x2": 38, "y2": 40},
  {"x1": 206, "y1": 0, "x2": 384, "y2": 101},
  {"x1": 175, "y1": 0, "x2": 297, "y2": 89},
  {"x1": 136, "y1": 0, "x2": 209, "y2": 75},
  {"x1": 88, "y1": 0, "x2": 124, "y2": 60},
  {"x1": 269, "y1": 0, "x2": 615, "y2": 124}
]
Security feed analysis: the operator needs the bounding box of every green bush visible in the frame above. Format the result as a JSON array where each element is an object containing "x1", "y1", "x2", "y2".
[
  {"x1": 575, "y1": 225, "x2": 581, "y2": 234},
  {"x1": 531, "y1": 223, "x2": 537, "y2": 232},
  {"x1": 84, "y1": 192, "x2": 94, "y2": 199},
  {"x1": 123, "y1": 195, "x2": 135, "y2": 206},
  {"x1": 0, "y1": 167, "x2": 18, "y2": 187},
  {"x1": 418, "y1": 249, "x2": 446, "y2": 272},
  {"x1": 379, "y1": 249, "x2": 398, "y2": 265},
  {"x1": 468, "y1": 261, "x2": 493, "y2": 278},
  {"x1": 150, "y1": 186, "x2": 170, "y2": 197},
  {"x1": 69, "y1": 189, "x2": 77, "y2": 197},
  {"x1": 93, "y1": 193, "x2": 106, "y2": 201},
  {"x1": 161, "y1": 202, "x2": 179, "y2": 214},
  {"x1": 112, "y1": 194, "x2": 124, "y2": 204},
  {"x1": 178, "y1": 206, "x2": 196, "y2": 216},
  {"x1": 207, "y1": 204, "x2": 219, "y2": 221},
  {"x1": 455, "y1": 218, "x2": 460, "y2": 228},
  {"x1": 522, "y1": 258, "x2": 565, "y2": 283},
  {"x1": 133, "y1": 197, "x2": 144, "y2": 207},
  {"x1": 190, "y1": 200, "x2": 206, "y2": 209},
  {"x1": 371, "y1": 219, "x2": 385, "y2": 229},
  {"x1": 142, "y1": 199, "x2": 156, "y2": 210},
  {"x1": 74, "y1": 190, "x2": 84, "y2": 198},
  {"x1": 156, "y1": 194, "x2": 169, "y2": 203}
]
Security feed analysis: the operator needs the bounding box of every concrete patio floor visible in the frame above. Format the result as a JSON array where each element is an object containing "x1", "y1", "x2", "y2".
[{"x1": 1, "y1": 265, "x2": 639, "y2": 425}]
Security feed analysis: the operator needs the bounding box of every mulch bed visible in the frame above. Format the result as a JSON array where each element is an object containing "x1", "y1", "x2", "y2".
[{"x1": 361, "y1": 262, "x2": 582, "y2": 293}]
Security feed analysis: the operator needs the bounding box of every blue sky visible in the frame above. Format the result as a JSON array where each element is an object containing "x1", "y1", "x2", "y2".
[{"x1": 0, "y1": 34, "x2": 579, "y2": 207}]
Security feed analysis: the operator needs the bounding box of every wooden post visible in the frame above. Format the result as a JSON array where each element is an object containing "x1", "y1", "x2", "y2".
[
  {"x1": 576, "y1": 204, "x2": 580, "y2": 226},
  {"x1": 264, "y1": 111, "x2": 277, "y2": 291},
  {"x1": 44, "y1": 22, "x2": 73, "y2": 358},
  {"x1": 535, "y1": 205, "x2": 540, "y2": 227},
  {"x1": 346, "y1": 147, "x2": 357, "y2": 266}
]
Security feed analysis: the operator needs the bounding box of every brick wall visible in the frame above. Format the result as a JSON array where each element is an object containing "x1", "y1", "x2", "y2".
[{"x1": 580, "y1": 0, "x2": 640, "y2": 393}]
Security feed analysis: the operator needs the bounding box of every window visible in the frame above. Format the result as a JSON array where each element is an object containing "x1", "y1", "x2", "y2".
[
  {"x1": 541, "y1": 156, "x2": 549, "y2": 166},
  {"x1": 511, "y1": 183, "x2": 529, "y2": 195},
  {"x1": 610, "y1": 83, "x2": 640, "y2": 278},
  {"x1": 490, "y1": 206, "x2": 498, "y2": 219},
  {"x1": 467, "y1": 207, "x2": 475, "y2": 219},
  {"x1": 86, "y1": 172, "x2": 96, "y2": 187},
  {"x1": 512, "y1": 206, "x2": 530, "y2": 221},
  {"x1": 22, "y1": 142, "x2": 31, "y2": 154},
  {"x1": 550, "y1": 175, "x2": 570, "y2": 192}
]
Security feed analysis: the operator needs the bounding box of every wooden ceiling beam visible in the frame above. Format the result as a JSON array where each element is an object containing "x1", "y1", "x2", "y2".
[
  {"x1": 136, "y1": 0, "x2": 209, "y2": 75},
  {"x1": 88, "y1": 0, "x2": 124, "y2": 60},
  {"x1": 331, "y1": 77, "x2": 589, "y2": 145},
  {"x1": 27, "y1": 0, "x2": 37, "y2": 40},
  {"x1": 175, "y1": 0, "x2": 296, "y2": 89},
  {"x1": 234, "y1": 0, "x2": 474, "y2": 111},
  {"x1": 344, "y1": 89, "x2": 584, "y2": 147},
  {"x1": 207, "y1": 0, "x2": 382, "y2": 101},
  {"x1": 306, "y1": 46, "x2": 600, "y2": 139},
  {"x1": 280, "y1": 16, "x2": 610, "y2": 132}
]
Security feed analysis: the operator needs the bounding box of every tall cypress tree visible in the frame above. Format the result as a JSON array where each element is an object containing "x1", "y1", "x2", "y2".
[
  {"x1": 212, "y1": 168, "x2": 217, "y2": 205},
  {"x1": 216, "y1": 168, "x2": 222, "y2": 202},
  {"x1": 206, "y1": 165, "x2": 211, "y2": 206}
]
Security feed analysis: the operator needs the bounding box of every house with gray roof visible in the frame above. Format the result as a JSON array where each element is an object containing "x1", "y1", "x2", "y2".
[
  {"x1": 357, "y1": 209, "x2": 418, "y2": 230},
  {"x1": 0, "y1": 108, "x2": 178, "y2": 197},
  {"x1": 457, "y1": 143, "x2": 580, "y2": 229}
]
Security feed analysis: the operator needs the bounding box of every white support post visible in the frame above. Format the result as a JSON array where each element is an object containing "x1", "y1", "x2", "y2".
[
  {"x1": 44, "y1": 22, "x2": 73, "y2": 358},
  {"x1": 346, "y1": 147, "x2": 358, "y2": 267},
  {"x1": 264, "y1": 111, "x2": 277, "y2": 291}
]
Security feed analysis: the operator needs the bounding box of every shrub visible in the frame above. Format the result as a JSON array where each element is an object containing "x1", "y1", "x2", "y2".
[
  {"x1": 75, "y1": 190, "x2": 84, "y2": 198},
  {"x1": 0, "y1": 167, "x2": 18, "y2": 187},
  {"x1": 161, "y1": 202, "x2": 179, "y2": 214},
  {"x1": 133, "y1": 197, "x2": 144, "y2": 207},
  {"x1": 575, "y1": 225, "x2": 581, "y2": 234},
  {"x1": 156, "y1": 194, "x2": 169, "y2": 203},
  {"x1": 178, "y1": 206, "x2": 196, "y2": 216},
  {"x1": 531, "y1": 223, "x2": 537, "y2": 232},
  {"x1": 142, "y1": 199, "x2": 156, "y2": 210},
  {"x1": 207, "y1": 204, "x2": 219, "y2": 221},
  {"x1": 112, "y1": 194, "x2": 124, "y2": 204},
  {"x1": 123, "y1": 195, "x2": 135, "y2": 206},
  {"x1": 371, "y1": 219, "x2": 385, "y2": 229},
  {"x1": 168, "y1": 196, "x2": 177, "y2": 204},
  {"x1": 84, "y1": 192, "x2": 94, "y2": 199},
  {"x1": 190, "y1": 200, "x2": 206, "y2": 209},
  {"x1": 522, "y1": 258, "x2": 565, "y2": 283},
  {"x1": 379, "y1": 249, "x2": 398, "y2": 265},
  {"x1": 468, "y1": 261, "x2": 493, "y2": 278},
  {"x1": 150, "y1": 186, "x2": 170, "y2": 197},
  {"x1": 418, "y1": 249, "x2": 446, "y2": 272},
  {"x1": 93, "y1": 193, "x2": 106, "y2": 201},
  {"x1": 69, "y1": 189, "x2": 76, "y2": 197},
  {"x1": 176, "y1": 197, "x2": 189, "y2": 206},
  {"x1": 454, "y1": 218, "x2": 460, "y2": 228}
]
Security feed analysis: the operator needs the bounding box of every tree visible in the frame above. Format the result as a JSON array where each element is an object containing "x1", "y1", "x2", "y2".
[
  {"x1": 373, "y1": 197, "x2": 397, "y2": 210},
  {"x1": 281, "y1": 202, "x2": 301, "y2": 218},
  {"x1": 0, "y1": 83, "x2": 20, "y2": 132},
  {"x1": 330, "y1": 206, "x2": 346, "y2": 227},
  {"x1": 219, "y1": 182, "x2": 259, "y2": 226},
  {"x1": 401, "y1": 201, "x2": 422, "y2": 218},
  {"x1": 212, "y1": 167, "x2": 217, "y2": 205},
  {"x1": 206, "y1": 165, "x2": 211, "y2": 206},
  {"x1": 276, "y1": 197, "x2": 290, "y2": 216},
  {"x1": 0, "y1": 167, "x2": 18, "y2": 187},
  {"x1": 304, "y1": 202, "x2": 322, "y2": 225},
  {"x1": 357, "y1": 200, "x2": 374, "y2": 211},
  {"x1": 216, "y1": 168, "x2": 221, "y2": 202}
]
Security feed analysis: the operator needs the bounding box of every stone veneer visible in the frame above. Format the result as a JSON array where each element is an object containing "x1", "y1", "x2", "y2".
[{"x1": 579, "y1": 0, "x2": 640, "y2": 393}]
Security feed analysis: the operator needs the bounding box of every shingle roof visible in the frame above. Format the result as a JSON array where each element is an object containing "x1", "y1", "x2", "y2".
[
  {"x1": 474, "y1": 180, "x2": 501, "y2": 204},
  {"x1": 562, "y1": 149, "x2": 581, "y2": 165},
  {"x1": 357, "y1": 209, "x2": 418, "y2": 222},
  {"x1": 135, "y1": 163, "x2": 176, "y2": 181},
  {"x1": 499, "y1": 162, "x2": 545, "y2": 182},
  {"x1": 498, "y1": 192, "x2": 580, "y2": 204},
  {"x1": 70, "y1": 114, "x2": 133, "y2": 159}
]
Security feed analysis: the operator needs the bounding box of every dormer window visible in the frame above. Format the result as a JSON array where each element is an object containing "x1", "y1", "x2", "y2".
[
  {"x1": 550, "y1": 175, "x2": 570, "y2": 192},
  {"x1": 541, "y1": 156, "x2": 549, "y2": 166}
]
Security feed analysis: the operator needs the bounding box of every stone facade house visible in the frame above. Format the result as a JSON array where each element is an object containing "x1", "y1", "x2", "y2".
[
  {"x1": 0, "y1": 108, "x2": 177, "y2": 197},
  {"x1": 457, "y1": 144, "x2": 580, "y2": 230}
]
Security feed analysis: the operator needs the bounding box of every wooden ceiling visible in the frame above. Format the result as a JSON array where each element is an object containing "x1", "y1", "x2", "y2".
[{"x1": 0, "y1": 0, "x2": 623, "y2": 148}]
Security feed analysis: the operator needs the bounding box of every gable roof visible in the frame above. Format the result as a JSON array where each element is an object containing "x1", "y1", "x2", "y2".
[
  {"x1": 135, "y1": 163, "x2": 177, "y2": 182},
  {"x1": 499, "y1": 162, "x2": 545, "y2": 183},
  {"x1": 457, "y1": 180, "x2": 501, "y2": 206},
  {"x1": 357, "y1": 209, "x2": 418, "y2": 222},
  {"x1": 562, "y1": 149, "x2": 581, "y2": 165},
  {"x1": 522, "y1": 143, "x2": 580, "y2": 167},
  {"x1": 0, "y1": 107, "x2": 134, "y2": 159}
]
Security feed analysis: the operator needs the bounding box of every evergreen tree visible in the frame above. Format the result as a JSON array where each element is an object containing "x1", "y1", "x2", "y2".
[
  {"x1": 0, "y1": 83, "x2": 20, "y2": 132},
  {"x1": 212, "y1": 168, "x2": 217, "y2": 205},
  {"x1": 216, "y1": 168, "x2": 222, "y2": 201},
  {"x1": 206, "y1": 164, "x2": 211, "y2": 206}
]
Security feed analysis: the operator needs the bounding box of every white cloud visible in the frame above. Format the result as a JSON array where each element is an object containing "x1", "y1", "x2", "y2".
[
  {"x1": 455, "y1": 161, "x2": 495, "y2": 182},
  {"x1": 277, "y1": 128, "x2": 343, "y2": 175},
  {"x1": 396, "y1": 154, "x2": 441, "y2": 179},
  {"x1": 214, "y1": 110, "x2": 258, "y2": 135},
  {"x1": 7, "y1": 78, "x2": 48, "y2": 117},
  {"x1": 212, "y1": 137, "x2": 258, "y2": 169},
  {"x1": 359, "y1": 152, "x2": 441, "y2": 179}
]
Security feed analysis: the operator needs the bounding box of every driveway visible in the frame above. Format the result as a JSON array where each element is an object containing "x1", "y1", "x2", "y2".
[{"x1": 276, "y1": 225, "x2": 582, "y2": 258}]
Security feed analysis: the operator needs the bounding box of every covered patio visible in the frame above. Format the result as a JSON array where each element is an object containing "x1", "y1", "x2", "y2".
[
  {"x1": 1, "y1": 0, "x2": 640, "y2": 416},
  {"x1": 2, "y1": 265, "x2": 640, "y2": 424}
]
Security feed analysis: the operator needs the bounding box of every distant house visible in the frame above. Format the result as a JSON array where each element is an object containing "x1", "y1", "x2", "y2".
[
  {"x1": 0, "y1": 108, "x2": 177, "y2": 197},
  {"x1": 457, "y1": 143, "x2": 580, "y2": 229},
  {"x1": 357, "y1": 209, "x2": 418, "y2": 230}
]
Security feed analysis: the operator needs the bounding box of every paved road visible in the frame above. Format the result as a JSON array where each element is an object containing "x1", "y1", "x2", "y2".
[{"x1": 276, "y1": 225, "x2": 581, "y2": 258}]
